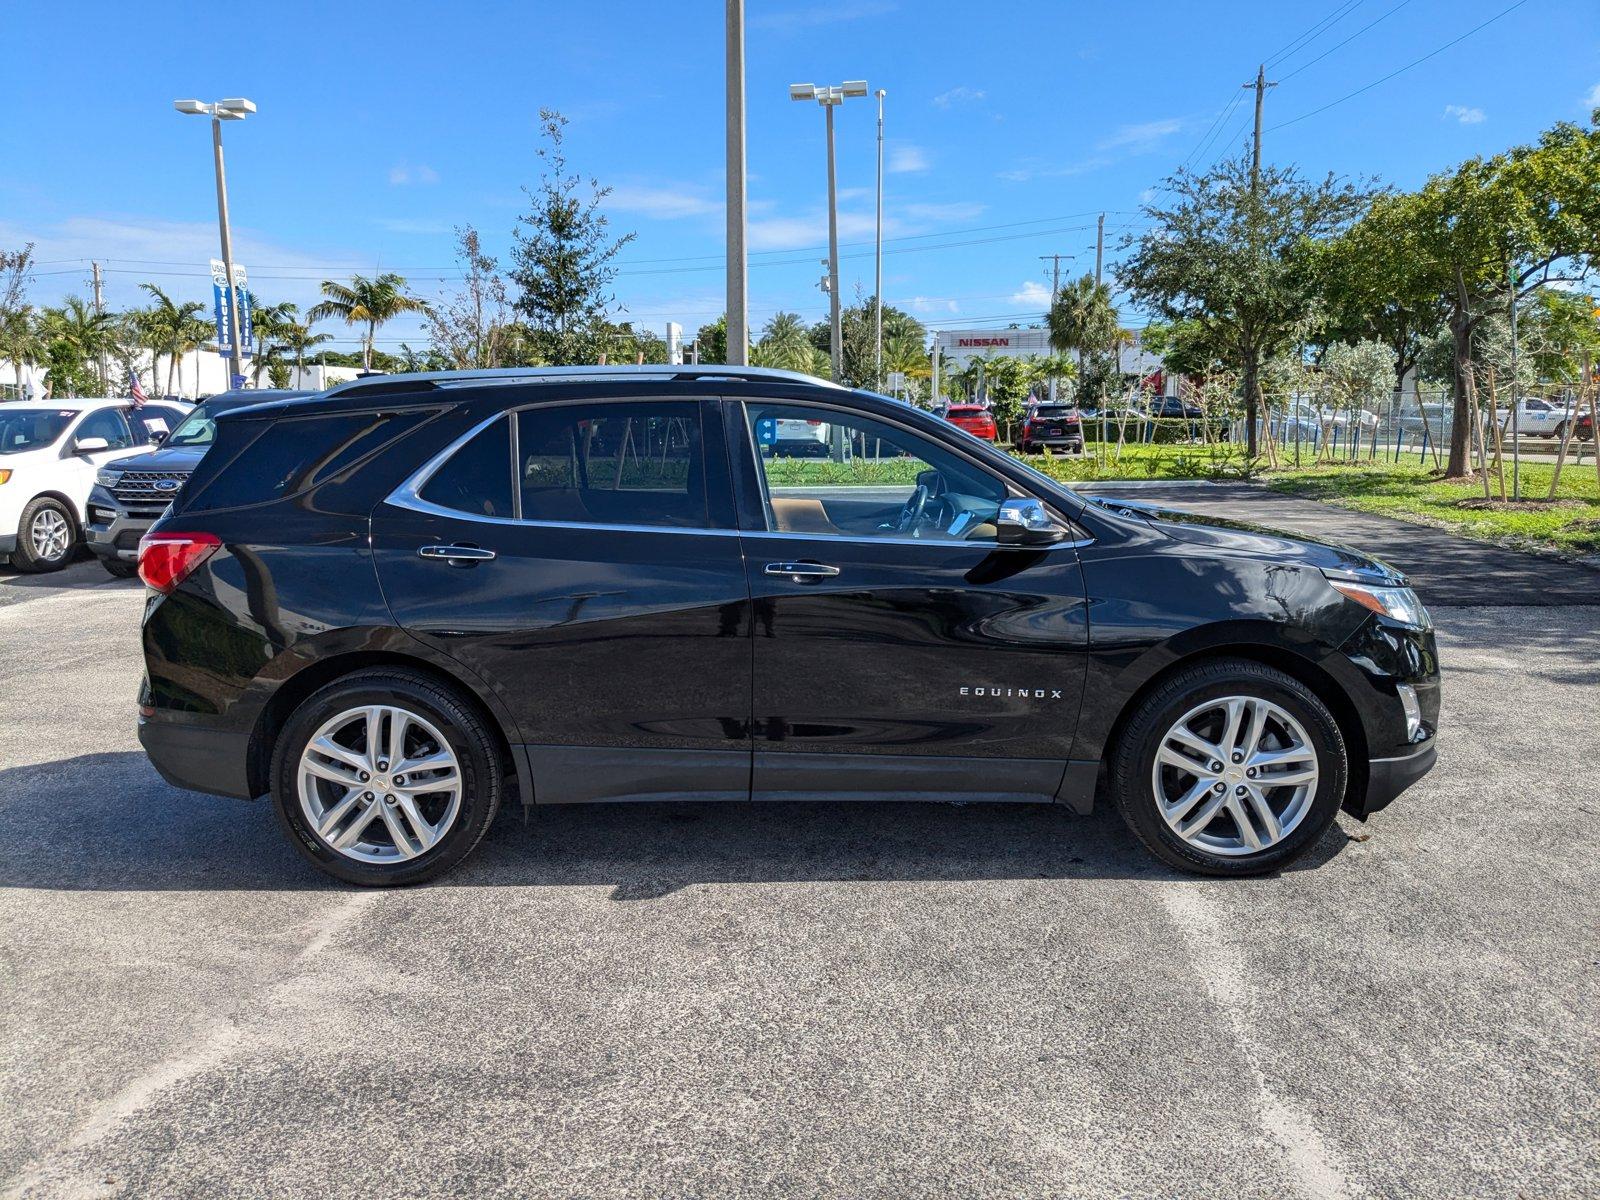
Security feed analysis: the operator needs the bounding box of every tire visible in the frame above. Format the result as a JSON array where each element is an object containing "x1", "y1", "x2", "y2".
[
  {"x1": 270, "y1": 669, "x2": 503, "y2": 886},
  {"x1": 99, "y1": 557, "x2": 138, "y2": 579},
  {"x1": 1109, "y1": 658, "x2": 1347, "y2": 877},
  {"x1": 12, "y1": 497, "x2": 77, "y2": 573},
  {"x1": 1556, "y1": 422, "x2": 1569, "y2": 441}
]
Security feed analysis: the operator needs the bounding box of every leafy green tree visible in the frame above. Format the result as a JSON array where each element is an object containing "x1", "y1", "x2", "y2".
[
  {"x1": 1369, "y1": 113, "x2": 1599, "y2": 475},
  {"x1": 0, "y1": 305, "x2": 44, "y2": 399},
  {"x1": 509, "y1": 108, "x2": 636, "y2": 365},
  {"x1": 1119, "y1": 153, "x2": 1371, "y2": 458},
  {"x1": 308, "y1": 273, "x2": 428, "y2": 372},
  {"x1": 38, "y1": 297, "x2": 114, "y2": 396},
  {"x1": 807, "y1": 297, "x2": 926, "y2": 388},
  {"x1": 425, "y1": 225, "x2": 513, "y2": 369},
  {"x1": 1140, "y1": 320, "x2": 1229, "y2": 381},
  {"x1": 279, "y1": 320, "x2": 331, "y2": 386},
  {"x1": 693, "y1": 314, "x2": 728, "y2": 364},
  {"x1": 1525, "y1": 289, "x2": 1600, "y2": 385},
  {"x1": 978, "y1": 355, "x2": 1036, "y2": 438},
  {"x1": 1319, "y1": 339, "x2": 1395, "y2": 418}
]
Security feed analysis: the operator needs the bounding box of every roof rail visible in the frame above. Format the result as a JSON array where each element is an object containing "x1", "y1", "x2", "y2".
[{"x1": 320, "y1": 364, "x2": 847, "y2": 398}]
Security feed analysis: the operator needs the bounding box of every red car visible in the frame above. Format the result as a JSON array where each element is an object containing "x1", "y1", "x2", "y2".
[
  {"x1": 943, "y1": 404, "x2": 997, "y2": 441},
  {"x1": 1574, "y1": 409, "x2": 1594, "y2": 444}
]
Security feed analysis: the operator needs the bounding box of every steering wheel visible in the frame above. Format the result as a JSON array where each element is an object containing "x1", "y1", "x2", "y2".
[{"x1": 896, "y1": 483, "x2": 931, "y2": 533}]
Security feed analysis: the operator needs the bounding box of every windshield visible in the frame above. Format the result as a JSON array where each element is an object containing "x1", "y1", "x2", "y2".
[
  {"x1": 0, "y1": 408, "x2": 76, "y2": 455},
  {"x1": 164, "y1": 402, "x2": 227, "y2": 447},
  {"x1": 1033, "y1": 405, "x2": 1073, "y2": 418}
]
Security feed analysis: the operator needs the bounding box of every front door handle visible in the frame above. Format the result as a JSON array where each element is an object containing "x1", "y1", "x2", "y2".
[
  {"x1": 418, "y1": 543, "x2": 497, "y2": 565},
  {"x1": 765, "y1": 561, "x2": 840, "y2": 582}
]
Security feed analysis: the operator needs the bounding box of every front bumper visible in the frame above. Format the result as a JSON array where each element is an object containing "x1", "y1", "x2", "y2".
[
  {"x1": 1354, "y1": 739, "x2": 1437, "y2": 818},
  {"x1": 85, "y1": 486, "x2": 165, "y2": 563}
]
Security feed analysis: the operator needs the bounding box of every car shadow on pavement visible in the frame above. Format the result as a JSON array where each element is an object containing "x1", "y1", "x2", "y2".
[{"x1": 0, "y1": 751, "x2": 1353, "y2": 895}]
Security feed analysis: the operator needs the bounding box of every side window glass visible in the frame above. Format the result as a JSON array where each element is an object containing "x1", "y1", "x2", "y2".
[
  {"x1": 419, "y1": 417, "x2": 514, "y2": 519},
  {"x1": 745, "y1": 403, "x2": 1006, "y2": 542},
  {"x1": 75, "y1": 408, "x2": 135, "y2": 450},
  {"x1": 516, "y1": 402, "x2": 706, "y2": 528}
]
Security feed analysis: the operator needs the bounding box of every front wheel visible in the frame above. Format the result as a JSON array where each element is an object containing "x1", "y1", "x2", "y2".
[
  {"x1": 270, "y1": 670, "x2": 503, "y2": 886},
  {"x1": 1110, "y1": 659, "x2": 1347, "y2": 876},
  {"x1": 13, "y1": 497, "x2": 77, "y2": 573}
]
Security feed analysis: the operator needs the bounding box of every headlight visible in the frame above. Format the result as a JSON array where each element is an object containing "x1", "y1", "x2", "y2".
[
  {"x1": 1325, "y1": 575, "x2": 1431, "y2": 630},
  {"x1": 95, "y1": 467, "x2": 123, "y2": 488}
]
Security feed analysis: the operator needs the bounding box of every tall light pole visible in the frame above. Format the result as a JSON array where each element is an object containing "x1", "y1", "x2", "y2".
[
  {"x1": 791, "y1": 80, "x2": 868, "y2": 384},
  {"x1": 174, "y1": 97, "x2": 255, "y2": 387},
  {"x1": 725, "y1": 2, "x2": 749, "y2": 366},
  {"x1": 874, "y1": 88, "x2": 886, "y2": 392}
]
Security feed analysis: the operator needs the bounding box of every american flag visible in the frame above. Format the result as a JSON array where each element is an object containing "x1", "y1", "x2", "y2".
[{"x1": 128, "y1": 370, "x2": 148, "y2": 407}]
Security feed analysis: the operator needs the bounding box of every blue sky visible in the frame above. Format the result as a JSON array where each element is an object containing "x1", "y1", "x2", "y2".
[{"x1": 4, "y1": 0, "x2": 1596, "y2": 355}]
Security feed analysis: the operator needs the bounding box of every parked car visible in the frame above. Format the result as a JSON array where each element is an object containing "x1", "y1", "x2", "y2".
[
  {"x1": 764, "y1": 415, "x2": 831, "y2": 457},
  {"x1": 1019, "y1": 403, "x2": 1083, "y2": 454},
  {"x1": 1144, "y1": 396, "x2": 1204, "y2": 420},
  {"x1": 1574, "y1": 409, "x2": 1594, "y2": 444},
  {"x1": 136, "y1": 365, "x2": 1439, "y2": 887},
  {"x1": 0, "y1": 397, "x2": 191, "y2": 572},
  {"x1": 943, "y1": 404, "x2": 997, "y2": 441},
  {"x1": 86, "y1": 389, "x2": 315, "y2": 577}
]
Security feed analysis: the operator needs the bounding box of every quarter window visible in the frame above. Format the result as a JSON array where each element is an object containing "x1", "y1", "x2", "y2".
[
  {"x1": 515, "y1": 402, "x2": 705, "y2": 528},
  {"x1": 744, "y1": 403, "x2": 1006, "y2": 542},
  {"x1": 419, "y1": 416, "x2": 514, "y2": 519}
]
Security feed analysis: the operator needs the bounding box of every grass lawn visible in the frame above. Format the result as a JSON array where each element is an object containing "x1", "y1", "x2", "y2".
[{"x1": 1262, "y1": 461, "x2": 1600, "y2": 557}]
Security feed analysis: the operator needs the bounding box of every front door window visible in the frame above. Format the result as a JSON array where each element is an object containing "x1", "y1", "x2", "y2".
[{"x1": 743, "y1": 403, "x2": 1006, "y2": 542}]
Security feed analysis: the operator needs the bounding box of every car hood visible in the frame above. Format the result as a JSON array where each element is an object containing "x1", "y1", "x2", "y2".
[
  {"x1": 1087, "y1": 495, "x2": 1408, "y2": 584},
  {"x1": 105, "y1": 444, "x2": 208, "y2": 472}
]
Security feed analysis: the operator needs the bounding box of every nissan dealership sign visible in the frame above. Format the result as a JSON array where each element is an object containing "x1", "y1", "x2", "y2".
[{"x1": 932, "y1": 327, "x2": 1053, "y2": 366}]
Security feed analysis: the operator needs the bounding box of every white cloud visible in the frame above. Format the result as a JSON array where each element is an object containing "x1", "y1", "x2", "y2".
[
  {"x1": 1584, "y1": 82, "x2": 1600, "y2": 106},
  {"x1": 998, "y1": 158, "x2": 1107, "y2": 184},
  {"x1": 1097, "y1": 118, "x2": 1184, "y2": 153},
  {"x1": 908, "y1": 296, "x2": 959, "y2": 314},
  {"x1": 376, "y1": 218, "x2": 453, "y2": 236},
  {"x1": 888, "y1": 144, "x2": 929, "y2": 173},
  {"x1": 607, "y1": 183, "x2": 720, "y2": 220},
  {"x1": 1010, "y1": 280, "x2": 1052, "y2": 308},
  {"x1": 1443, "y1": 104, "x2": 1485, "y2": 125},
  {"x1": 387, "y1": 163, "x2": 439, "y2": 186},
  {"x1": 932, "y1": 86, "x2": 985, "y2": 109}
]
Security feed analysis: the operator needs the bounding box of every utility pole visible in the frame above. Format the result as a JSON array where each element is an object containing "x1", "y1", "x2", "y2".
[
  {"x1": 1040, "y1": 253, "x2": 1069, "y2": 403},
  {"x1": 725, "y1": 0, "x2": 749, "y2": 366},
  {"x1": 91, "y1": 261, "x2": 108, "y2": 393},
  {"x1": 1243, "y1": 64, "x2": 1277, "y2": 191},
  {"x1": 1094, "y1": 213, "x2": 1105, "y2": 285},
  {"x1": 874, "y1": 88, "x2": 886, "y2": 391}
]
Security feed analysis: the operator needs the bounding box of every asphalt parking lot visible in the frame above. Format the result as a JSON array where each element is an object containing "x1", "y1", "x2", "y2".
[{"x1": 3, "y1": 518, "x2": 1598, "y2": 1198}]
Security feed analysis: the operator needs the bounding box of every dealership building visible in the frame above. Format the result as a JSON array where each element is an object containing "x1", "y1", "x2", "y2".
[{"x1": 931, "y1": 326, "x2": 1168, "y2": 400}]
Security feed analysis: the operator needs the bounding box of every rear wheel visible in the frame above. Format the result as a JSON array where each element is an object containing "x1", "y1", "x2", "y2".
[
  {"x1": 13, "y1": 498, "x2": 76, "y2": 573},
  {"x1": 1110, "y1": 659, "x2": 1347, "y2": 876},
  {"x1": 270, "y1": 670, "x2": 502, "y2": 886}
]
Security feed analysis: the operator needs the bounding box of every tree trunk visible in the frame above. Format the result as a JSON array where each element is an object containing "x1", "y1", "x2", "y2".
[
  {"x1": 1444, "y1": 310, "x2": 1476, "y2": 478},
  {"x1": 1241, "y1": 352, "x2": 1260, "y2": 461}
]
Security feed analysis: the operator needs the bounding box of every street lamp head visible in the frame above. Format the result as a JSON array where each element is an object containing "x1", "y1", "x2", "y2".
[
  {"x1": 842, "y1": 80, "x2": 869, "y2": 98},
  {"x1": 875, "y1": 88, "x2": 887, "y2": 99},
  {"x1": 217, "y1": 98, "x2": 256, "y2": 116},
  {"x1": 789, "y1": 83, "x2": 816, "y2": 101},
  {"x1": 173, "y1": 99, "x2": 208, "y2": 115}
]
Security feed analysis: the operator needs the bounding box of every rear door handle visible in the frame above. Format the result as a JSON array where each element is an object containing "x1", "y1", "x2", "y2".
[
  {"x1": 764, "y1": 561, "x2": 840, "y2": 582},
  {"x1": 418, "y1": 544, "x2": 497, "y2": 565}
]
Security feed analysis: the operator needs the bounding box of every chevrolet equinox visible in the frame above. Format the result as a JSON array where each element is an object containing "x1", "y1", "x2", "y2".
[{"x1": 136, "y1": 367, "x2": 1440, "y2": 886}]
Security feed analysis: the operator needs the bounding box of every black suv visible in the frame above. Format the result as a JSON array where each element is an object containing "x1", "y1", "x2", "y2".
[
  {"x1": 86, "y1": 390, "x2": 313, "y2": 576},
  {"x1": 136, "y1": 367, "x2": 1439, "y2": 886}
]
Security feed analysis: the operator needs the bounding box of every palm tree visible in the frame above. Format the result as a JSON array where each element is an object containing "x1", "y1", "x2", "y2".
[
  {"x1": 173, "y1": 313, "x2": 214, "y2": 399},
  {"x1": 139, "y1": 284, "x2": 206, "y2": 397},
  {"x1": 278, "y1": 320, "x2": 331, "y2": 387},
  {"x1": 0, "y1": 305, "x2": 45, "y2": 399},
  {"x1": 752, "y1": 311, "x2": 825, "y2": 375},
  {"x1": 245, "y1": 297, "x2": 298, "y2": 386},
  {"x1": 38, "y1": 297, "x2": 115, "y2": 396},
  {"x1": 1047, "y1": 274, "x2": 1118, "y2": 377},
  {"x1": 307, "y1": 273, "x2": 429, "y2": 371}
]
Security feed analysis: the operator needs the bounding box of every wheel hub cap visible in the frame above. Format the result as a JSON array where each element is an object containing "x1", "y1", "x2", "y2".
[
  {"x1": 1151, "y1": 695, "x2": 1319, "y2": 857},
  {"x1": 296, "y1": 704, "x2": 463, "y2": 865}
]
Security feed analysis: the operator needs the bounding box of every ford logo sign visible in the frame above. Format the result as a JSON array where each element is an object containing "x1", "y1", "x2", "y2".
[{"x1": 154, "y1": 479, "x2": 181, "y2": 492}]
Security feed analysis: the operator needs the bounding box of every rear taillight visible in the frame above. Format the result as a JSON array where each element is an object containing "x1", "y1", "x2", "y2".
[{"x1": 138, "y1": 531, "x2": 221, "y2": 594}]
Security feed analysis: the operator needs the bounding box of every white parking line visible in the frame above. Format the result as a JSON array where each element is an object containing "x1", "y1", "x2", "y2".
[{"x1": 1160, "y1": 883, "x2": 1352, "y2": 1200}]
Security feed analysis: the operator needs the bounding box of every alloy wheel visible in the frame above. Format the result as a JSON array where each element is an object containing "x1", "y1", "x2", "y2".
[
  {"x1": 297, "y1": 704, "x2": 463, "y2": 865},
  {"x1": 30, "y1": 509, "x2": 70, "y2": 561},
  {"x1": 1150, "y1": 695, "x2": 1319, "y2": 857}
]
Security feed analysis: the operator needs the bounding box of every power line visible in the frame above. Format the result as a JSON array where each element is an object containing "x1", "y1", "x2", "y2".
[
  {"x1": 1263, "y1": 0, "x2": 1369, "y2": 69},
  {"x1": 1267, "y1": 0, "x2": 1534, "y2": 131},
  {"x1": 1276, "y1": 0, "x2": 1418, "y2": 83}
]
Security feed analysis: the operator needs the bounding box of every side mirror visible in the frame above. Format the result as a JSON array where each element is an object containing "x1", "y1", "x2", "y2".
[
  {"x1": 149, "y1": 431, "x2": 168, "y2": 445},
  {"x1": 995, "y1": 497, "x2": 1071, "y2": 547},
  {"x1": 74, "y1": 436, "x2": 110, "y2": 453}
]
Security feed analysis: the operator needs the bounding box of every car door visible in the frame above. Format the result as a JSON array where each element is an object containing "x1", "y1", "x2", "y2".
[
  {"x1": 370, "y1": 395, "x2": 755, "y2": 804},
  {"x1": 60, "y1": 408, "x2": 140, "y2": 520},
  {"x1": 727, "y1": 397, "x2": 1090, "y2": 803}
]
